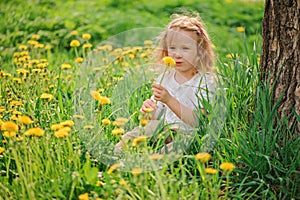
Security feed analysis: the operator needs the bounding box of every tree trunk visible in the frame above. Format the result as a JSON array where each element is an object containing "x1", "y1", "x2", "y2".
[{"x1": 261, "y1": 0, "x2": 300, "y2": 135}]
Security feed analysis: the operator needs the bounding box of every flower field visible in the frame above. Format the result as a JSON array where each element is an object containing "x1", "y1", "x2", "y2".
[{"x1": 0, "y1": 0, "x2": 299, "y2": 199}]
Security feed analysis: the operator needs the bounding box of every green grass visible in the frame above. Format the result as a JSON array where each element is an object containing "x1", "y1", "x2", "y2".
[{"x1": 0, "y1": 0, "x2": 299, "y2": 199}]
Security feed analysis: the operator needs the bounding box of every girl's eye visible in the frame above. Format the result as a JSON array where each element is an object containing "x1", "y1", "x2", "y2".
[
  {"x1": 169, "y1": 47, "x2": 175, "y2": 50},
  {"x1": 183, "y1": 47, "x2": 189, "y2": 50}
]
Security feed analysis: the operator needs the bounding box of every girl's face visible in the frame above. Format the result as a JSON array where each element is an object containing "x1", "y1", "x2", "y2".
[{"x1": 166, "y1": 29, "x2": 198, "y2": 78}]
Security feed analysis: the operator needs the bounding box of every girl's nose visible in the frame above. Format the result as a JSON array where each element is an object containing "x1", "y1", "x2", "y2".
[{"x1": 173, "y1": 50, "x2": 182, "y2": 58}]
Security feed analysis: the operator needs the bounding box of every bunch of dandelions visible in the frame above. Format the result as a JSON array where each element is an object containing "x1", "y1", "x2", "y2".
[{"x1": 159, "y1": 56, "x2": 175, "y2": 85}]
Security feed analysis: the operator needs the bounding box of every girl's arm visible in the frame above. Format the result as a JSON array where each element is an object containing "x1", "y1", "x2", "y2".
[{"x1": 152, "y1": 84, "x2": 203, "y2": 127}]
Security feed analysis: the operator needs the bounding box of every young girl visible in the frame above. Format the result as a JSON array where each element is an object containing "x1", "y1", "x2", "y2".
[{"x1": 114, "y1": 13, "x2": 215, "y2": 154}]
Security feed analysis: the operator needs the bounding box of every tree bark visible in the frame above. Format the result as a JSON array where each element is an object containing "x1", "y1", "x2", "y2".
[{"x1": 261, "y1": 0, "x2": 300, "y2": 135}]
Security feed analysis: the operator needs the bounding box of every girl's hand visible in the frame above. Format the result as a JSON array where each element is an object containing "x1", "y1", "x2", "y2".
[
  {"x1": 152, "y1": 84, "x2": 172, "y2": 104},
  {"x1": 140, "y1": 99, "x2": 157, "y2": 114}
]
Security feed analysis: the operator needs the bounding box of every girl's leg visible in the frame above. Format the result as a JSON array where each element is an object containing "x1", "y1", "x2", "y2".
[{"x1": 114, "y1": 120, "x2": 162, "y2": 153}]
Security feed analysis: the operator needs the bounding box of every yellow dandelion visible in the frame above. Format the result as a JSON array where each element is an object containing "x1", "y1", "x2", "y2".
[
  {"x1": 119, "y1": 179, "x2": 128, "y2": 185},
  {"x1": 16, "y1": 68, "x2": 29, "y2": 75},
  {"x1": 96, "y1": 180, "x2": 104, "y2": 187},
  {"x1": 10, "y1": 115, "x2": 19, "y2": 121},
  {"x1": 82, "y1": 33, "x2": 91, "y2": 40},
  {"x1": 226, "y1": 53, "x2": 234, "y2": 59},
  {"x1": 83, "y1": 43, "x2": 92, "y2": 49},
  {"x1": 162, "y1": 56, "x2": 175, "y2": 67},
  {"x1": 131, "y1": 168, "x2": 143, "y2": 176},
  {"x1": 3, "y1": 131, "x2": 17, "y2": 138},
  {"x1": 102, "y1": 118, "x2": 111, "y2": 125},
  {"x1": 18, "y1": 45, "x2": 27, "y2": 51},
  {"x1": 144, "y1": 40, "x2": 153, "y2": 45},
  {"x1": 16, "y1": 136, "x2": 24, "y2": 141},
  {"x1": 0, "y1": 147, "x2": 4, "y2": 154},
  {"x1": 28, "y1": 40, "x2": 38, "y2": 46},
  {"x1": 70, "y1": 30, "x2": 78, "y2": 35},
  {"x1": 32, "y1": 34, "x2": 40, "y2": 40},
  {"x1": 51, "y1": 123, "x2": 63, "y2": 131},
  {"x1": 75, "y1": 57, "x2": 84, "y2": 63},
  {"x1": 61, "y1": 63, "x2": 72, "y2": 69},
  {"x1": 78, "y1": 193, "x2": 89, "y2": 200},
  {"x1": 205, "y1": 168, "x2": 217, "y2": 175},
  {"x1": 107, "y1": 163, "x2": 121, "y2": 174},
  {"x1": 84, "y1": 125, "x2": 94, "y2": 130},
  {"x1": 70, "y1": 40, "x2": 80, "y2": 47},
  {"x1": 73, "y1": 114, "x2": 84, "y2": 119},
  {"x1": 148, "y1": 153, "x2": 164, "y2": 160},
  {"x1": 45, "y1": 44, "x2": 52, "y2": 50},
  {"x1": 140, "y1": 119, "x2": 148, "y2": 126},
  {"x1": 54, "y1": 130, "x2": 69, "y2": 138},
  {"x1": 195, "y1": 152, "x2": 212, "y2": 163},
  {"x1": 112, "y1": 117, "x2": 128, "y2": 127},
  {"x1": 111, "y1": 128, "x2": 125, "y2": 135},
  {"x1": 60, "y1": 120, "x2": 74, "y2": 127},
  {"x1": 236, "y1": 26, "x2": 245, "y2": 32},
  {"x1": 142, "y1": 107, "x2": 154, "y2": 113},
  {"x1": 132, "y1": 136, "x2": 147, "y2": 147},
  {"x1": 1, "y1": 121, "x2": 18, "y2": 132},
  {"x1": 40, "y1": 93, "x2": 54, "y2": 100},
  {"x1": 18, "y1": 116, "x2": 34, "y2": 125},
  {"x1": 59, "y1": 126, "x2": 71, "y2": 132},
  {"x1": 220, "y1": 162, "x2": 235, "y2": 173},
  {"x1": 24, "y1": 127, "x2": 44, "y2": 137},
  {"x1": 90, "y1": 91, "x2": 111, "y2": 105}
]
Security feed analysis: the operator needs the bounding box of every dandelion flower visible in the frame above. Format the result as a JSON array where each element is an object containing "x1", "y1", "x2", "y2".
[
  {"x1": 143, "y1": 107, "x2": 154, "y2": 113},
  {"x1": 112, "y1": 128, "x2": 125, "y2": 135},
  {"x1": 78, "y1": 193, "x2": 89, "y2": 200},
  {"x1": 205, "y1": 168, "x2": 217, "y2": 175},
  {"x1": 18, "y1": 116, "x2": 34, "y2": 125},
  {"x1": 112, "y1": 117, "x2": 128, "y2": 127},
  {"x1": 119, "y1": 179, "x2": 128, "y2": 185},
  {"x1": 90, "y1": 91, "x2": 111, "y2": 105},
  {"x1": 102, "y1": 118, "x2": 111, "y2": 125},
  {"x1": 148, "y1": 154, "x2": 164, "y2": 160},
  {"x1": 73, "y1": 114, "x2": 84, "y2": 119},
  {"x1": 107, "y1": 163, "x2": 121, "y2": 174},
  {"x1": 54, "y1": 130, "x2": 69, "y2": 138},
  {"x1": 84, "y1": 125, "x2": 94, "y2": 130},
  {"x1": 45, "y1": 45, "x2": 52, "y2": 50},
  {"x1": 32, "y1": 34, "x2": 40, "y2": 40},
  {"x1": 140, "y1": 119, "x2": 148, "y2": 126},
  {"x1": 1, "y1": 121, "x2": 18, "y2": 132},
  {"x1": 24, "y1": 127, "x2": 44, "y2": 137},
  {"x1": 51, "y1": 123, "x2": 63, "y2": 131},
  {"x1": 144, "y1": 40, "x2": 153, "y2": 45},
  {"x1": 131, "y1": 168, "x2": 143, "y2": 176},
  {"x1": 82, "y1": 33, "x2": 91, "y2": 40},
  {"x1": 226, "y1": 53, "x2": 233, "y2": 59},
  {"x1": 132, "y1": 136, "x2": 147, "y2": 147},
  {"x1": 60, "y1": 120, "x2": 74, "y2": 127},
  {"x1": 71, "y1": 30, "x2": 78, "y2": 35},
  {"x1": 70, "y1": 40, "x2": 80, "y2": 47},
  {"x1": 75, "y1": 57, "x2": 84, "y2": 63},
  {"x1": 61, "y1": 63, "x2": 72, "y2": 69},
  {"x1": 236, "y1": 26, "x2": 245, "y2": 32},
  {"x1": 162, "y1": 56, "x2": 175, "y2": 67},
  {"x1": 18, "y1": 45, "x2": 27, "y2": 51},
  {"x1": 0, "y1": 147, "x2": 4, "y2": 154},
  {"x1": 40, "y1": 93, "x2": 54, "y2": 100},
  {"x1": 220, "y1": 162, "x2": 235, "y2": 173},
  {"x1": 195, "y1": 152, "x2": 212, "y2": 163},
  {"x1": 83, "y1": 43, "x2": 92, "y2": 49},
  {"x1": 3, "y1": 131, "x2": 17, "y2": 138}
]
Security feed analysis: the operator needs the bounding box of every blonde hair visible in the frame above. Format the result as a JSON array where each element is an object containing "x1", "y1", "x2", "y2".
[{"x1": 155, "y1": 13, "x2": 215, "y2": 73}]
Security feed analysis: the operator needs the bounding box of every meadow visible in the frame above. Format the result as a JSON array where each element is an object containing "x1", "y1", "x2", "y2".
[{"x1": 0, "y1": 0, "x2": 299, "y2": 199}]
